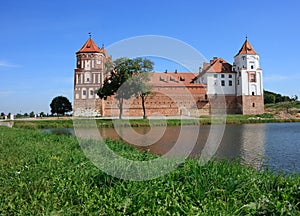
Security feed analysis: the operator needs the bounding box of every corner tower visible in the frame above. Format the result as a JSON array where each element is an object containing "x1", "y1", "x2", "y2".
[
  {"x1": 233, "y1": 39, "x2": 264, "y2": 114},
  {"x1": 73, "y1": 36, "x2": 110, "y2": 116}
]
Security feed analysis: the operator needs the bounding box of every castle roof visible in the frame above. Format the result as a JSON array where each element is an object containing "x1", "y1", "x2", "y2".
[
  {"x1": 77, "y1": 38, "x2": 101, "y2": 54},
  {"x1": 148, "y1": 72, "x2": 205, "y2": 87},
  {"x1": 235, "y1": 39, "x2": 257, "y2": 56},
  {"x1": 201, "y1": 57, "x2": 233, "y2": 74}
]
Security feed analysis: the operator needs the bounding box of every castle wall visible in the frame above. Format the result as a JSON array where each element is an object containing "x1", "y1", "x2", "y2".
[
  {"x1": 239, "y1": 95, "x2": 264, "y2": 115},
  {"x1": 207, "y1": 95, "x2": 238, "y2": 114},
  {"x1": 98, "y1": 85, "x2": 210, "y2": 117}
]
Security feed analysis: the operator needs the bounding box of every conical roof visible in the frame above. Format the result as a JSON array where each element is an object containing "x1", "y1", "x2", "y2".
[
  {"x1": 235, "y1": 39, "x2": 257, "y2": 56},
  {"x1": 76, "y1": 38, "x2": 101, "y2": 54}
]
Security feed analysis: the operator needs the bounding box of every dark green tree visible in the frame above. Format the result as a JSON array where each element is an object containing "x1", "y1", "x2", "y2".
[
  {"x1": 0, "y1": 112, "x2": 5, "y2": 117},
  {"x1": 29, "y1": 111, "x2": 35, "y2": 118},
  {"x1": 50, "y1": 96, "x2": 72, "y2": 116},
  {"x1": 97, "y1": 57, "x2": 154, "y2": 119}
]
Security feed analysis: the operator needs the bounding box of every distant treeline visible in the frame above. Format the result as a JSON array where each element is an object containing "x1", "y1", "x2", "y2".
[{"x1": 264, "y1": 90, "x2": 298, "y2": 104}]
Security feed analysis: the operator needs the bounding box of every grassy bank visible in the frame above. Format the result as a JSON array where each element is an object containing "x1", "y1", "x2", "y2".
[
  {"x1": 11, "y1": 115, "x2": 300, "y2": 130},
  {"x1": 0, "y1": 126, "x2": 299, "y2": 215}
]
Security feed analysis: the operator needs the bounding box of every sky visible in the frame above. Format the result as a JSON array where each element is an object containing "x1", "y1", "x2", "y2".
[{"x1": 0, "y1": 0, "x2": 300, "y2": 114}]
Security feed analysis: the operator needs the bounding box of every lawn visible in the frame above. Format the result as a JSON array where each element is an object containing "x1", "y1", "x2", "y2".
[{"x1": 0, "y1": 126, "x2": 299, "y2": 215}]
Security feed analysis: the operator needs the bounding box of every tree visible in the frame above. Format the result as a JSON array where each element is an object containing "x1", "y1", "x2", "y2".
[
  {"x1": 29, "y1": 111, "x2": 35, "y2": 118},
  {"x1": 98, "y1": 57, "x2": 153, "y2": 119},
  {"x1": 50, "y1": 96, "x2": 72, "y2": 116},
  {"x1": 0, "y1": 112, "x2": 5, "y2": 117},
  {"x1": 131, "y1": 58, "x2": 154, "y2": 119},
  {"x1": 291, "y1": 95, "x2": 298, "y2": 102}
]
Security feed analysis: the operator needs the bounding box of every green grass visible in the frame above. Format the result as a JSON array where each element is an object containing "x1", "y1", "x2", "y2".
[
  {"x1": 12, "y1": 115, "x2": 300, "y2": 131},
  {"x1": 265, "y1": 101, "x2": 300, "y2": 109},
  {"x1": 0, "y1": 126, "x2": 300, "y2": 215},
  {"x1": 13, "y1": 119, "x2": 73, "y2": 129}
]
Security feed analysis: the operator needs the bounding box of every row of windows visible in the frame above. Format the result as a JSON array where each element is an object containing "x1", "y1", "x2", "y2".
[
  {"x1": 214, "y1": 74, "x2": 233, "y2": 79},
  {"x1": 215, "y1": 80, "x2": 233, "y2": 86},
  {"x1": 82, "y1": 90, "x2": 95, "y2": 96}
]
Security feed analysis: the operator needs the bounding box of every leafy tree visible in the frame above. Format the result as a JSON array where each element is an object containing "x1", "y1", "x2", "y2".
[
  {"x1": 0, "y1": 112, "x2": 5, "y2": 117},
  {"x1": 50, "y1": 96, "x2": 72, "y2": 116},
  {"x1": 291, "y1": 95, "x2": 298, "y2": 102},
  {"x1": 29, "y1": 111, "x2": 35, "y2": 118},
  {"x1": 24, "y1": 113, "x2": 29, "y2": 117},
  {"x1": 98, "y1": 57, "x2": 153, "y2": 119},
  {"x1": 131, "y1": 58, "x2": 154, "y2": 119}
]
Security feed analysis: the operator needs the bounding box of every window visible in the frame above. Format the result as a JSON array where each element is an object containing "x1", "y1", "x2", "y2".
[
  {"x1": 252, "y1": 91, "x2": 255, "y2": 96},
  {"x1": 221, "y1": 80, "x2": 225, "y2": 86},
  {"x1": 228, "y1": 74, "x2": 232, "y2": 78},
  {"x1": 251, "y1": 65, "x2": 254, "y2": 69},
  {"x1": 221, "y1": 74, "x2": 225, "y2": 78},
  {"x1": 237, "y1": 79, "x2": 240, "y2": 85},
  {"x1": 214, "y1": 74, "x2": 218, "y2": 78},
  {"x1": 252, "y1": 103, "x2": 255, "y2": 107},
  {"x1": 250, "y1": 73, "x2": 256, "y2": 82},
  {"x1": 86, "y1": 78, "x2": 90, "y2": 82},
  {"x1": 83, "y1": 90, "x2": 86, "y2": 96},
  {"x1": 229, "y1": 80, "x2": 232, "y2": 86},
  {"x1": 90, "y1": 90, "x2": 94, "y2": 96}
]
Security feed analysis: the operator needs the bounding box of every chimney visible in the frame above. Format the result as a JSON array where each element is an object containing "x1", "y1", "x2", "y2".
[
  {"x1": 165, "y1": 69, "x2": 168, "y2": 73},
  {"x1": 175, "y1": 69, "x2": 178, "y2": 74}
]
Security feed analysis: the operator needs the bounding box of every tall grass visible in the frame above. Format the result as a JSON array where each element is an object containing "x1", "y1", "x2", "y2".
[{"x1": 0, "y1": 126, "x2": 299, "y2": 215}]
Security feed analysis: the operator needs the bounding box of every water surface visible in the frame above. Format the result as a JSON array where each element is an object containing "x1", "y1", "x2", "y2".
[{"x1": 42, "y1": 123, "x2": 300, "y2": 173}]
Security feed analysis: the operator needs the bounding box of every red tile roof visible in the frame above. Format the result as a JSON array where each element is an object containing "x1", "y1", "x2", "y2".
[
  {"x1": 235, "y1": 39, "x2": 257, "y2": 56},
  {"x1": 148, "y1": 72, "x2": 205, "y2": 87},
  {"x1": 77, "y1": 38, "x2": 101, "y2": 54},
  {"x1": 201, "y1": 57, "x2": 233, "y2": 74}
]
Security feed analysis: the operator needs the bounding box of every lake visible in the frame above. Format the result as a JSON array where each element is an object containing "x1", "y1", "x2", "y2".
[{"x1": 42, "y1": 122, "x2": 300, "y2": 173}]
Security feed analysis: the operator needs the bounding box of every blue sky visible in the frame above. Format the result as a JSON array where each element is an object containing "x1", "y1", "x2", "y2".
[{"x1": 0, "y1": 0, "x2": 300, "y2": 114}]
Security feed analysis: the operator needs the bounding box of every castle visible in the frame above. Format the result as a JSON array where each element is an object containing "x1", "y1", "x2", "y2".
[{"x1": 73, "y1": 37, "x2": 264, "y2": 117}]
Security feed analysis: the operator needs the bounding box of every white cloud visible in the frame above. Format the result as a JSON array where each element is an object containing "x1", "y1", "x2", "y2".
[
  {"x1": 0, "y1": 91, "x2": 14, "y2": 96},
  {"x1": 264, "y1": 75, "x2": 290, "y2": 81},
  {"x1": 0, "y1": 60, "x2": 20, "y2": 68}
]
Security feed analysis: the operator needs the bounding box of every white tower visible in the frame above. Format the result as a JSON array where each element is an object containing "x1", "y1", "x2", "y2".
[{"x1": 233, "y1": 38, "x2": 264, "y2": 114}]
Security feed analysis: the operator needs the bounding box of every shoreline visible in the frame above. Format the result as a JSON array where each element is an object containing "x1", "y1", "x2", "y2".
[{"x1": 3, "y1": 116, "x2": 300, "y2": 129}]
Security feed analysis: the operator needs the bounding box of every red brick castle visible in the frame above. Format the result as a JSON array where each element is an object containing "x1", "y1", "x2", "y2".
[{"x1": 73, "y1": 37, "x2": 264, "y2": 117}]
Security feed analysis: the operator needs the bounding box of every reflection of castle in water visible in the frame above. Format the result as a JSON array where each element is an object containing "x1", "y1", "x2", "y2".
[
  {"x1": 98, "y1": 124, "x2": 266, "y2": 169},
  {"x1": 214, "y1": 124, "x2": 265, "y2": 169},
  {"x1": 240, "y1": 124, "x2": 266, "y2": 169}
]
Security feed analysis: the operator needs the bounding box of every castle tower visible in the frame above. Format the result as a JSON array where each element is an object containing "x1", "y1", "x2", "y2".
[
  {"x1": 233, "y1": 39, "x2": 264, "y2": 114},
  {"x1": 73, "y1": 36, "x2": 110, "y2": 116}
]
